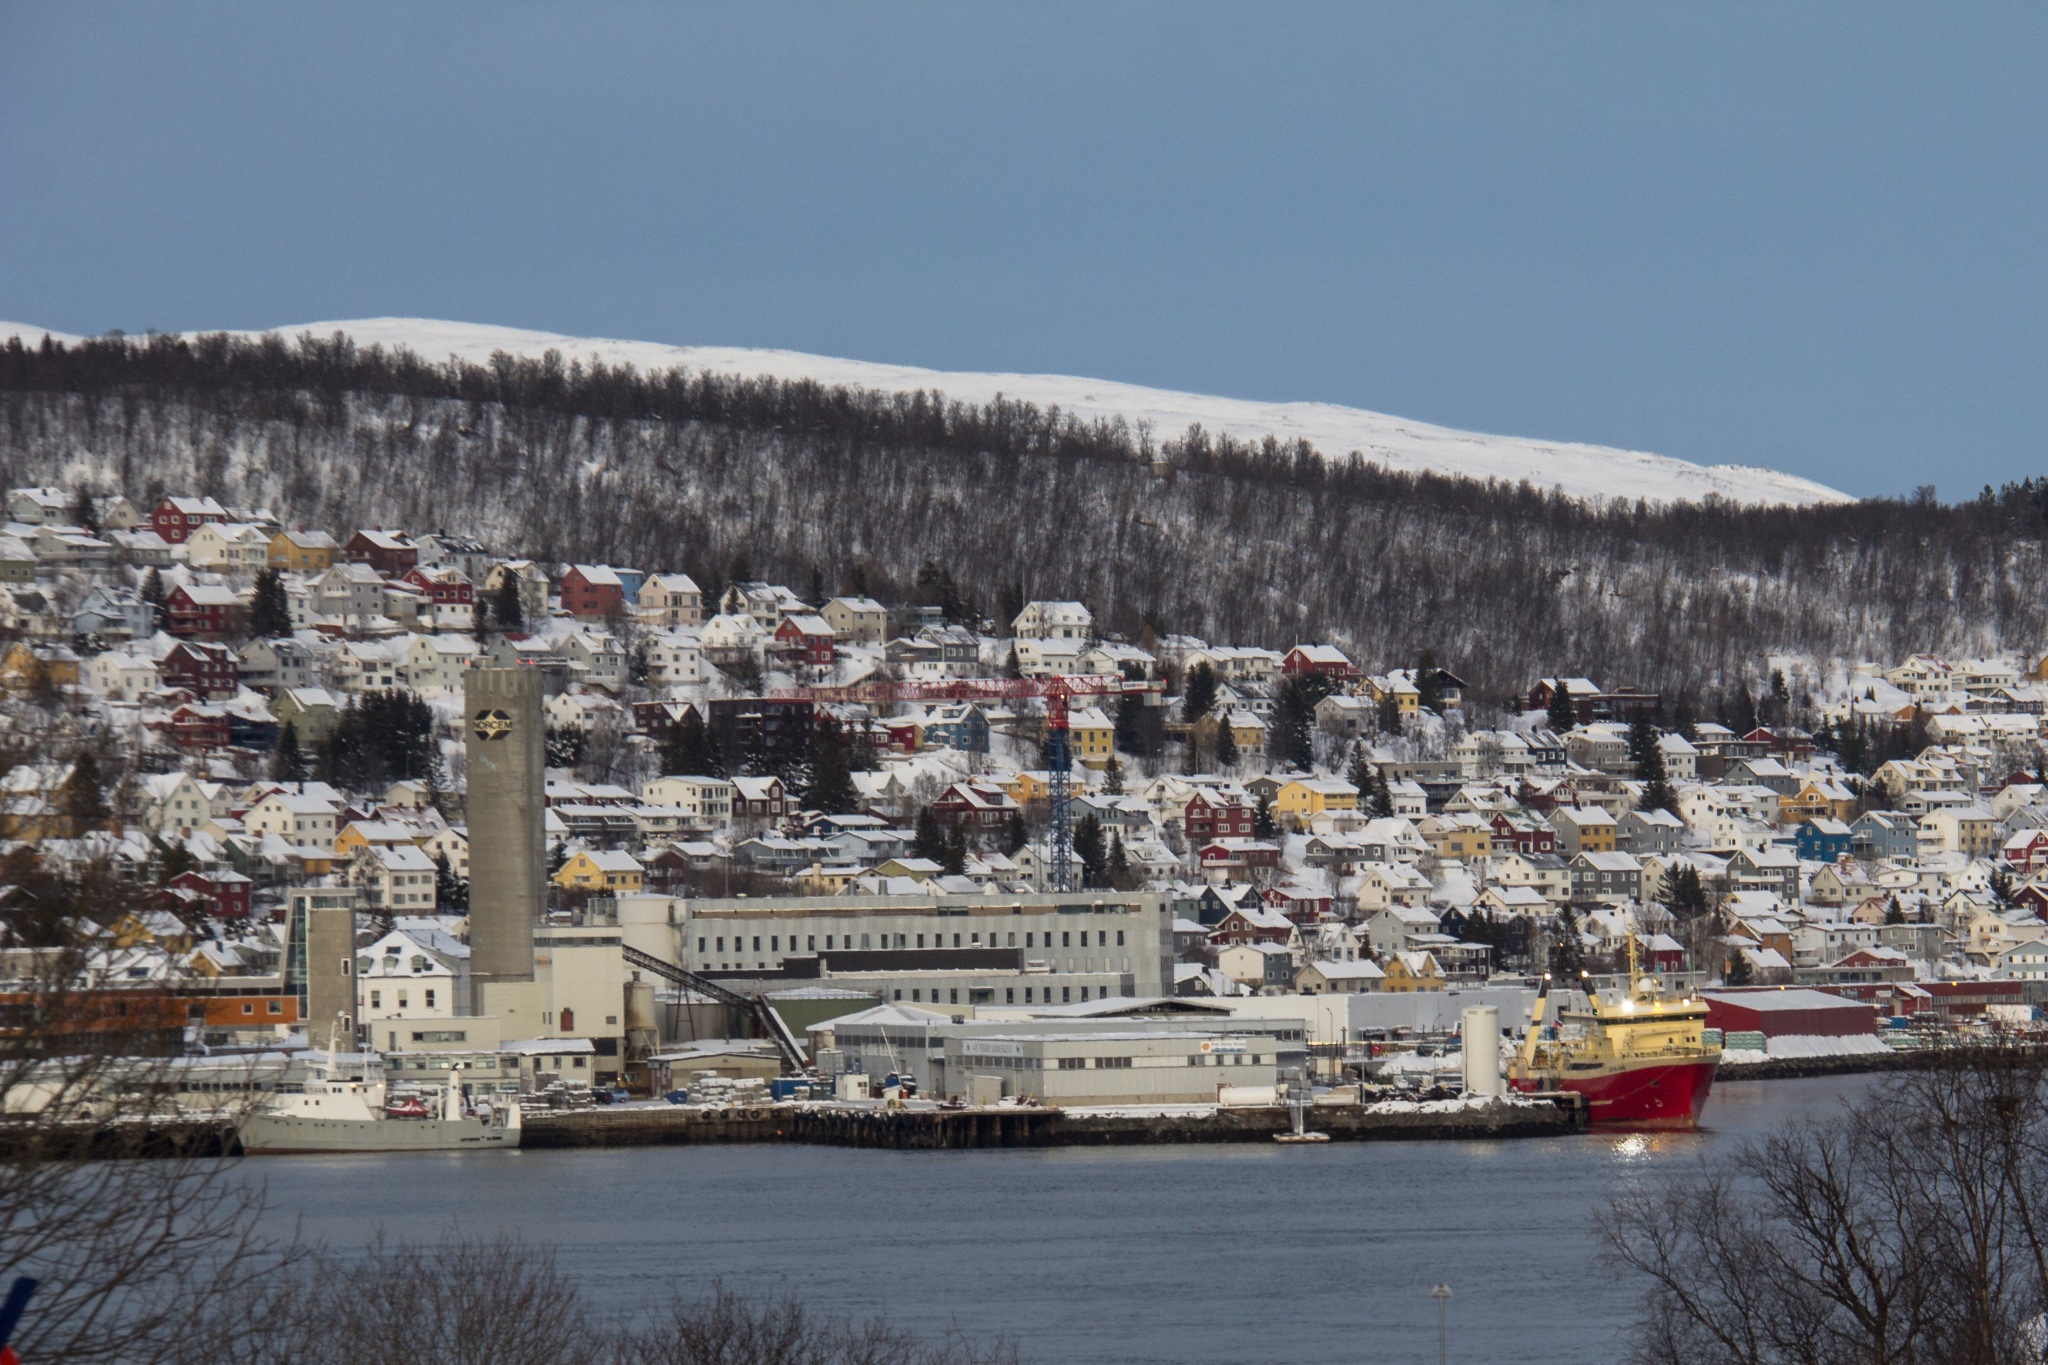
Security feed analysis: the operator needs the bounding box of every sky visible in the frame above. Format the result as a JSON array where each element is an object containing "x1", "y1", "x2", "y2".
[{"x1": 2, "y1": 3, "x2": 2044, "y2": 501}]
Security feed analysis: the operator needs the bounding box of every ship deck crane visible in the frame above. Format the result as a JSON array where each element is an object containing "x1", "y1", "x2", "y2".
[{"x1": 768, "y1": 672, "x2": 1155, "y2": 892}]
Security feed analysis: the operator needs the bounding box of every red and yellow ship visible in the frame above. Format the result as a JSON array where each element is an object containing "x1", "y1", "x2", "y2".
[{"x1": 1507, "y1": 943, "x2": 1720, "y2": 1131}]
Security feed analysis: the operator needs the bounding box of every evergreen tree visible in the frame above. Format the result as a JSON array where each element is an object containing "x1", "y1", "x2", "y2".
[
  {"x1": 1546, "y1": 679, "x2": 1576, "y2": 733},
  {"x1": 59, "y1": 751, "x2": 109, "y2": 831},
  {"x1": 1181, "y1": 662, "x2": 1218, "y2": 724},
  {"x1": 1004, "y1": 809, "x2": 1028, "y2": 856},
  {"x1": 1884, "y1": 894, "x2": 1904, "y2": 925},
  {"x1": 1073, "y1": 815, "x2": 1109, "y2": 889},
  {"x1": 492, "y1": 574, "x2": 524, "y2": 633},
  {"x1": 139, "y1": 567, "x2": 165, "y2": 609},
  {"x1": 1629, "y1": 713, "x2": 1678, "y2": 813},
  {"x1": 155, "y1": 835, "x2": 197, "y2": 885},
  {"x1": 1724, "y1": 947, "x2": 1755, "y2": 986},
  {"x1": 1414, "y1": 649, "x2": 1444, "y2": 714},
  {"x1": 1003, "y1": 646, "x2": 1021, "y2": 680},
  {"x1": 249, "y1": 568, "x2": 292, "y2": 638},
  {"x1": 1106, "y1": 832, "x2": 1133, "y2": 890},
  {"x1": 660, "y1": 709, "x2": 722, "y2": 776},
  {"x1": 941, "y1": 827, "x2": 967, "y2": 876},
  {"x1": 1252, "y1": 795, "x2": 1277, "y2": 840},
  {"x1": 1345, "y1": 742, "x2": 1374, "y2": 794},
  {"x1": 1369, "y1": 768, "x2": 1395, "y2": 819},
  {"x1": 434, "y1": 850, "x2": 468, "y2": 912},
  {"x1": 272, "y1": 724, "x2": 306, "y2": 782},
  {"x1": 803, "y1": 718, "x2": 858, "y2": 814},
  {"x1": 1550, "y1": 907, "x2": 1585, "y2": 979},
  {"x1": 70, "y1": 485, "x2": 97, "y2": 532},
  {"x1": 1730, "y1": 682, "x2": 1760, "y2": 736},
  {"x1": 1103, "y1": 753, "x2": 1124, "y2": 796},
  {"x1": 1214, "y1": 718, "x2": 1239, "y2": 772},
  {"x1": 912, "y1": 807, "x2": 946, "y2": 863},
  {"x1": 1271, "y1": 672, "x2": 1335, "y2": 768}
]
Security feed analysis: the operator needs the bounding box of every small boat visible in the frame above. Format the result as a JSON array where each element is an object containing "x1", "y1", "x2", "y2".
[{"x1": 1273, "y1": 1131, "x2": 1331, "y2": 1144}]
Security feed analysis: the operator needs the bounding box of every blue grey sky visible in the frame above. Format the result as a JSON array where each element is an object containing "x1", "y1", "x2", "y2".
[{"x1": 3, "y1": 3, "x2": 2043, "y2": 499}]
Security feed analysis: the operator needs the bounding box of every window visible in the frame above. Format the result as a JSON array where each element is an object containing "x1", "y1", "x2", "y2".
[
  {"x1": 949, "y1": 989, "x2": 959, "y2": 1004},
  {"x1": 770, "y1": 936, "x2": 779, "y2": 951},
  {"x1": 268, "y1": 1000, "x2": 281, "y2": 1015},
  {"x1": 1006, "y1": 988, "x2": 1015, "y2": 1004},
  {"x1": 1062, "y1": 932, "x2": 1071, "y2": 948},
  {"x1": 1116, "y1": 930, "x2": 1125, "y2": 947},
  {"x1": 912, "y1": 989, "x2": 921, "y2": 1002},
  {"x1": 1024, "y1": 987, "x2": 1033, "y2": 1004},
  {"x1": 715, "y1": 937, "x2": 724, "y2": 952},
  {"x1": 1062, "y1": 987, "x2": 1071, "y2": 1003},
  {"x1": 752, "y1": 936, "x2": 761, "y2": 951},
  {"x1": 916, "y1": 934, "x2": 925, "y2": 949},
  {"x1": 893, "y1": 989, "x2": 902, "y2": 1001},
  {"x1": 953, "y1": 934, "x2": 962, "y2": 948},
  {"x1": 341, "y1": 958, "x2": 351, "y2": 976},
  {"x1": 1058, "y1": 1057, "x2": 1086, "y2": 1070},
  {"x1": 1007, "y1": 933, "x2": 1016, "y2": 947},
  {"x1": 242, "y1": 1002, "x2": 254, "y2": 1016},
  {"x1": 825, "y1": 935, "x2": 834, "y2": 950},
  {"x1": 370, "y1": 991, "x2": 382, "y2": 1009},
  {"x1": 807, "y1": 936, "x2": 815, "y2": 950}
]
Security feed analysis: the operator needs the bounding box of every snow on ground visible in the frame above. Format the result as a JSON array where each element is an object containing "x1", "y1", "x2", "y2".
[
  {"x1": 1721, "y1": 1033, "x2": 1898, "y2": 1067},
  {"x1": 0, "y1": 317, "x2": 1851, "y2": 508}
]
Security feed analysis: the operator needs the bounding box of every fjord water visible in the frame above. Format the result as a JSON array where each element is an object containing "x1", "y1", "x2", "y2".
[{"x1": 244, "y1": 1076, "x2": 1869, "y2": 1364}]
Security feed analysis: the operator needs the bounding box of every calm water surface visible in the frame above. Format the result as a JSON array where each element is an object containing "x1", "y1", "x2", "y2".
[{"x1": 239, "y1": 1076, "x2": 1872, "y2": 1365}]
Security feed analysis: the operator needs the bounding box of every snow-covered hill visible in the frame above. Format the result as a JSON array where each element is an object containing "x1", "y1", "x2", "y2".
[{"x1": 0, "y1": 317, "x2": 1849, "y2": 507}]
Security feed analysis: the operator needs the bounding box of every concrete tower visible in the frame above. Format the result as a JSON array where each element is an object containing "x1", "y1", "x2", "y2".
[{"x1": 465, "y1": 667, "x2": 543, "y2": 1011}]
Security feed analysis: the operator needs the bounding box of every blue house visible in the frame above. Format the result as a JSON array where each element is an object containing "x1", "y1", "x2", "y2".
[
  {"x1": 917, "y1": 703, "x2": 991, "y2": 755},
  {"x1": 1794, "y1": 818, "x2": 1854, "y2": 863},
  {"x1": 1851, "y1": 811, "x2": 1919, "y2": 862},
  {"x1": 612, "y1": 568, "x2": 648, "y2": 606}
]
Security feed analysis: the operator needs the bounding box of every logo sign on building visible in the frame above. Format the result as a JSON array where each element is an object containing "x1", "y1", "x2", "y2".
[
  {"x1": 963, "y1": 1041, "x2": 1026, "y2": 1058},
  {"x1": 1199, "y1": 1040, "x2": 1247, "y2": 1055},
  {"x1": 472, "y1": 708, "x2": 514, "y2": 741}
]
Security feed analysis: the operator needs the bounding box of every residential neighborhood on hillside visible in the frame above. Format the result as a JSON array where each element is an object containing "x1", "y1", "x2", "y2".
[{"x1": 5, "y1": 484, "x2": 2048, "y2": 1060}]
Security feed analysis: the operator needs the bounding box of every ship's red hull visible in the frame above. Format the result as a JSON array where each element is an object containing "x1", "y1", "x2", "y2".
[{"x1": 1510, "y1": 1057, "x2": 1719, "y2": 1130}]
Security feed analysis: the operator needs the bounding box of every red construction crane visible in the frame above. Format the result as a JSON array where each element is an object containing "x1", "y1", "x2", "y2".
[{"x1": 768, "y1": 672, "x2": 1155, "y2": 891}]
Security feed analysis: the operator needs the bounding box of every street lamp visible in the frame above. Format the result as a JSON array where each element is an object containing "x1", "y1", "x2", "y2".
[{"x1": 1430, "y1": 1283, "x2": 1451, "y2": 1365}]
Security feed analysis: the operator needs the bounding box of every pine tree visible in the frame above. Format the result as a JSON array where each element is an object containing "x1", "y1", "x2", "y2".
[
  {"x1": 1345, "y1": 742, "x2": 1374, "y2": 794},
  {"x1": 1884, "y1": 894, "x2": 1904, "y2": 925},
  {"x1": 1253, "y1": 795, "x2": 1277, "y2": 840},
  {"x1": 1629, "y1": 712, "x2": 1678, "y2": 813},
  {"x1": 492, "y1": 574, "x2": 524, "y2": 633},
  {"x1": 139, "y1": 568, "x2": 165, "y2": 609},
  {"x1": 1004, "y1": 809, "x2": 1028, "y2": 855},
  {"x1": 660, "y1": 710, "x2": 722, "y2": 776},
  {"x1": 803, "y1": 719, "x2": 858, "y2": 814},
  {"x1": 272, "y1": 724, "x2": 306, "y2": 782},
  {"x1": 249, "y1": 568, "x2": 292, "y2": 638},
  {"x1": 1550, "y1": 907, "x2": 1585, "y2": 978},
  {"x1": 1546, "y1": 679, "x2": 1575, "y2": 733},
  {"x1": 70, "y1": 485, "x2": 97, "y2": 532},
  {"x1": 912, "y1": 807, "x2": 946, "y2": 863},
  {"x1": 1369, "y1": 769, "x2": 1394, "y2": 819},
  {"x1": 941, "y1": 827, "x2": 967, "y2": 876},
  {"x1": 1414, "y1": 649, "x2": 1444, "y2": 714},
  {"x1": 1724, "y1": 947, "x2": 1754, "y2": 986},
  {"x1": 1214, "y1": 718, "x2": 1239, "y2": 772},
  {"x1": 1073, "y1": 815, "x2": 1108, "y2": 888},
  {"x1": 1106, "y1": 832, "x2": 1132, "y2": 890},
  {"x1": 434, "y1": 850, "x2": 468, "y2": 911},
  {"x1": 1103, "y1": 753, "x2": 1124, "y2": 796},
  {"x1": 60, "y1": 751, "x2": 109, "y2": 831},
  {"x1": 1181, "y1": 662, "x2": 1218, "y2": 724}
]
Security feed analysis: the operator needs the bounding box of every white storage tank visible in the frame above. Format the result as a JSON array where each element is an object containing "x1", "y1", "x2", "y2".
[{"x1": 1461, "y1": 1006, "x2": 1502, "y2": 1097}]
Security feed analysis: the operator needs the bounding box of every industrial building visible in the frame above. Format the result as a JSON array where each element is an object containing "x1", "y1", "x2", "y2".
[{"x1": 658, "y1": 891, "x2": 1173, "y2": 1006}]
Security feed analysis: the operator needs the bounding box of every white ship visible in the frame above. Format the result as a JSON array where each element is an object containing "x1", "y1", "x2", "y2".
[{"x1": 239, "y1": 1044, "x2": 521, "y2": 1155}]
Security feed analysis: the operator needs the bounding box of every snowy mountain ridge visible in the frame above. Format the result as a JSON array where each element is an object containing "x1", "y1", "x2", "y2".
[{"x1": 0, "y1": 317, "x2": 1850, "y2": 508}]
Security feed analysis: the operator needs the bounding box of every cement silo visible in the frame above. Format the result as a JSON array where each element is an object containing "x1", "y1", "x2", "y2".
[
  {"x1": 1461, "y1": 1005, "x2": 1502, "y2": 1097},
  {"x1": 464, "y1": 667, "x2": 543, "y2": 1011}
]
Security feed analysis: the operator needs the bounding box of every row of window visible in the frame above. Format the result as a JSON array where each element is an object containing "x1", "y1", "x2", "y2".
[{"x1": 697, "y1": 927, "x2": 1125, "y2": 954}]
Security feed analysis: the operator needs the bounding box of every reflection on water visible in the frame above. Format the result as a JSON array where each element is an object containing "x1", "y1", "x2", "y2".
[{"x1": 238, "y1": 1074, "x2": 1880, "y2": 1365}]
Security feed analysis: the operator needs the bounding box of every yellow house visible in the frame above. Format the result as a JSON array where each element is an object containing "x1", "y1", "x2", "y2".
[
  {"x1": 1781, "y1": 779, "x2": 1858, "y2": 826},
  {"x1": 1380, "y1": 951, "x2": 1444, "y2": 993},
  {"x1": 1362, "y1": 675, "x2": 1420, "y2": 715},
  {"x1": 1275, "y1": 778, "x2": 1360, "y2": 824},
  {"x1": 1006, "y1": 771, "x2": 1052, "y2": 805},
  {"x1": 553, "y1": 848, "x2": 644, "y2": 892},
  {"x1": 796, "y1": 862, "x2": 863, "y2": 895},
  {"x1": 0, "y1": 641, "x2": 79, "y2": 691},
  {"x1": 1065, "y1": 706, "x2": 1117, "y2": 770},
  {"x1": 269, "y1": 528, "x2": 337, "y2": 571},
  {"x1": 335, "y1": 821, "x2": 424, "y2": 859},
  {"x1": 1419, "y1": 815, "x2": 1494, "y2": 862}
]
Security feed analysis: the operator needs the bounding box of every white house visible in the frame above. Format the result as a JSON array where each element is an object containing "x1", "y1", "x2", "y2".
[
  {"x1": 403, "y1": 633, "x2": 478, "y2": 698},
  {"x1": 1010, "y1": 601, "x2": 1093, "y2": 641},
  {"x1": 244, "y1": 792, "x2": 341, "y2": 849},
  {"x1": 352, "y1": 843, "x2": 439, "y2": 913}
]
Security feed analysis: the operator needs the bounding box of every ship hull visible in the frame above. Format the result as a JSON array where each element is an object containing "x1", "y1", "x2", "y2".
[
  {"x1": 1511, "y1": 1057, "x2": 1718, "y2": 1130},
  {"x1": 240, "y1": 1113, "x2": 521, "y2": 1154}
]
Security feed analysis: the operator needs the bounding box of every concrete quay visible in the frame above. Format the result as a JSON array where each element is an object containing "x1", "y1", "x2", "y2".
[{"x1": 519, "y1": 1095, "x2": 1584, "y2": 1151}]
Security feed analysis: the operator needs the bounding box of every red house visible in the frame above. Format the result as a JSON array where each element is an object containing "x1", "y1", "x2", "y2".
[
  {"x1": 165, "y1": 703, "x2": 231, "y2": 752},
  {"x1": 1263, "y1": 885, "x2": 1333, "y2": 922},
  {"x1": 2004, "y1": 830, "x2": 2048, "y2": 870},
  {"x1": 1488, "y1": 813, "x2": 1556, "y2": 855},
  {"x1": 164, "y1": 584, "x2": 246, "y2": 641},
  {"x1": 927, "y1": 781, "x2": 1018, "y2": 829},
  {"x1": 1198, "y1": 839, "x2": 1282, "y2": 875},
  {"x1": 151, "y1": 495, "x2": 227, "y2": 545},
  {"x1": 558, "y1": 564, "x2": 625, "y2": 619},
  {"x1": 1183, "y1": 791, "x2": 1254, "y2": 841},
  {"x1": 169, "y1": 869, "x2": 253, "y2": 919},
  {"x1": 773, "y1": 614, "x2": 836, "y2": 668},
  {"x1": 344, "y1": 529, "x2": 418, "y2": 576},
  {"x1": 1281, "y1": 645, "x2": 1358, "y2": 682},
  {"x1": 402, "y1": 565, "x2": 474, "y2": 610},
  {"x1": 160, "y1": 641, "x2": 239, "y2": 698},
  {"x1": 1206, "y1": 905, "x2": 1294, "y2": 945}
]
